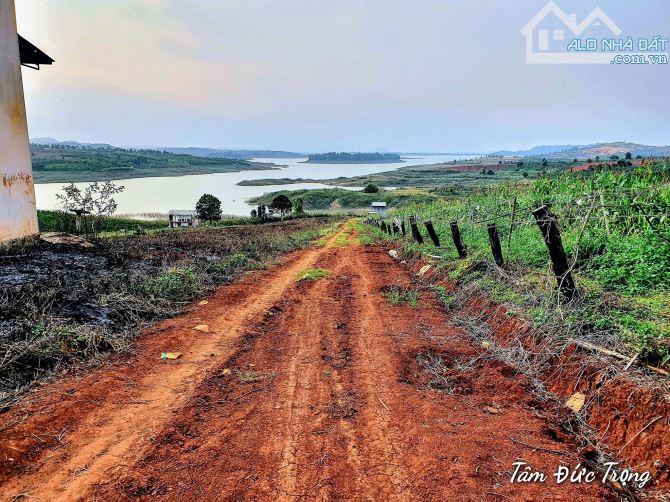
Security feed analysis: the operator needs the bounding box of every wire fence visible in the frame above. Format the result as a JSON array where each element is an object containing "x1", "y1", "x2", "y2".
[{"x1": 365, "y1": 183, "x2": 670, "y2": 301}]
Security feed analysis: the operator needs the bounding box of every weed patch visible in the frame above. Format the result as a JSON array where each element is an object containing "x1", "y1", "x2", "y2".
[
  {"x1": 235, "y1": 370, "x2": 275, "y2": 384},
  {"x1": 296, "y1": 268, "x2": 330, "y2": 281},
  {"x1": 383, "y1": 286, "x2": 420, "y2": 308}
]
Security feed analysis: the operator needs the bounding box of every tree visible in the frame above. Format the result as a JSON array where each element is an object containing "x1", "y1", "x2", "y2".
[
  {"x1": 270, "y1": 195, "x2": 292, "y2": 220},
  {"x1": 57, "y1": 181, "x2": 124, "y2": 235},
  {"x1": 595, "y1": 156, "x2": 601, "y2": 162},
  {"x1": 195, "y1": 193, "x2": 222, "y2": 222},
  {"x1": 541, "y1": 158, "x2": 548, "y2": 167},
  {"x1": 625, "y1": 152, "x2": 632, "y2": 160},
  {"x1": 293, "y1": 197, "x2": 306, "y2": 216},
  {"x1": 250, "y1": 209, "x2": 258, "y2": 219},
  {"x1": 362, "y1": 183, "x2": 380, "y2": 193}
]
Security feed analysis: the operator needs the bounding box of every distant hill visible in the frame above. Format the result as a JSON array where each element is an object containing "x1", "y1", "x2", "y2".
[
  {"x1": 159, "y1": 147, "x2": 304, "y2": 160},
  {"x1": 494, "y1": 142, "x2": 670, "y2": 159},
  {"x1": 306, "y1": 152, "x2": 402, "y2": 163},
  {"x1": 558, "y1": 142, "x2": 670, "y2": 159},
  {"x1": 29, "y1": 144, "x2": 274, "y2": 183},
  {"x1": 493, "y1": 145, "x2": 583, "y2": 157},
  {"x1": 30, "y1": 139, "x2": 304, "y2": 160}
]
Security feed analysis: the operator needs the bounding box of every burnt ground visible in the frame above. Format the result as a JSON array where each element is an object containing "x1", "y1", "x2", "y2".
[
  {"x1": 0, "y1": 225, "x2": 617, "y2": 501},
  {"x1": 0, "y1": 218, "x2": 334, "y2": 399}
]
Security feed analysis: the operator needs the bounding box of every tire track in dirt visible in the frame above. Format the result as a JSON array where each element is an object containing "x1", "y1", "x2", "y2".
[
  {"x1": 274, "y1": 248, "x2": 363, "y2": 499},
  {"x1": 0, "y1": 226, "x2": 350, "y2": 501},
  {"x1": 0, "y1": 225, "x2": 615, "y2": 501}
]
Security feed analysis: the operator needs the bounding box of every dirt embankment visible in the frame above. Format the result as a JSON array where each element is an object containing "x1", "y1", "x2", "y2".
[
  {"x1": 405, "y1": 255, "x2": 670, "y2": 495},
  {"x1": 0, "y1": 226, "x2": 624, "y2": 500}
]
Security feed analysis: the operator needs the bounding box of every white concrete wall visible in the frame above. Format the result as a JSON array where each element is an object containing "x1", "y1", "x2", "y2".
[{"x1": 0, "y1": 0, "x2": 38, "y2": 241}]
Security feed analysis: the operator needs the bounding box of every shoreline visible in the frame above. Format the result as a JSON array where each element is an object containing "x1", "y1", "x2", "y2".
[{"x1": 33, "y1": 161, "x2": 279, "y2": 184}]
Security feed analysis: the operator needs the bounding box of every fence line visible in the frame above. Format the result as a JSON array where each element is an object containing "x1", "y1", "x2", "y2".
[{"x1": 363, "y1": 192, "x2": 670, "y2": 300}]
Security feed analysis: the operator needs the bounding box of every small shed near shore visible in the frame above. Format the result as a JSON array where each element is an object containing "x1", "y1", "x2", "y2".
[
  {"x1": 369, "y1": 201, "x2": 387, "y2": 217},
  {"x1": 168, "y1": 210, "x2": 198, "y2": 228}
]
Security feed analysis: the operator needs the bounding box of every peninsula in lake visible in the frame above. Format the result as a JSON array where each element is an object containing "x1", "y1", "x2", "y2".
[{"x1": 304, "y1": 152, "x2": 403, "y2": 163}]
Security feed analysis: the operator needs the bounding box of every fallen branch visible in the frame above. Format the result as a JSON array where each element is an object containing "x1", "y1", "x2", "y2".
[{"x1": 570, "y1": 339, "x2": 669, "y2": 376}]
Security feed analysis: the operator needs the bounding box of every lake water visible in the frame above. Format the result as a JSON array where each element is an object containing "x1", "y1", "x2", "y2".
[{"x1": 34, "y1": 155, "x2": 467, "y2": 217}]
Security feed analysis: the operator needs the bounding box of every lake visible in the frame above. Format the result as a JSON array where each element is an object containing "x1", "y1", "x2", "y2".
[{"x1": 34, "y1": 155, "x2": 468, "y2": 216}]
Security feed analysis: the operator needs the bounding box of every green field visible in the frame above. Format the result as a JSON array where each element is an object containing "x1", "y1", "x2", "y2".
[
  {"x1": 362, "y1": 161, "x2": 670, "y2": 367},
  {"x1": 249, "y1": 187, "x2": 444, "y2": 210},
  {"x1": 30, "y1": 144, "x2": 275, "y2": 183},
  {"x1": 240, "y1": 159, "x2": 575, "y2": 192}
]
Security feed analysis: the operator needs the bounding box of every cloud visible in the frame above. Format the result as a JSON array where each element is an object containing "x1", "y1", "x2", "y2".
[{"x1": 15, "y1": 0, "x2": 670, "y2": 150}]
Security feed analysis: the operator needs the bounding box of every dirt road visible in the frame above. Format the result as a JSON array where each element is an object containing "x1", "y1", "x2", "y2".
[{"x1": 0, "y1": 225, "x2": 612, "y2": 500}]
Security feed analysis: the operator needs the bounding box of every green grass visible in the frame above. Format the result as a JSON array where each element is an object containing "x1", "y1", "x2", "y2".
[
  {"x1": 367, "y1": 161, "x2": 670, "y2": 365},
  {"x1": 250, "y1": 187, "x2": 439, "y2": 210},
  {"x1": 38, "y1": 210, "x2": 166, "y2": 233},
  {"x1": 296, "y1": 268, "x2": 330, "y2": 281},
  {"x1": 432, "y1": 285, "x2": 457, "y2": 311},
  {"x1": 137, "y1": 267, "x2": 201, "y2": 301},
  {"x1": 384, "y1": 286, "x2": 420, "y2": 308}
]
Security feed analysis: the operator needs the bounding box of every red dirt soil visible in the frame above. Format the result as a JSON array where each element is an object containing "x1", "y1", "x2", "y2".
[
  {"x1": 0, "y1": 226, "x2": 616, "y2": 500},
  {"x1": 443, "y1": 292, "x2": 670, "y2": 489}
]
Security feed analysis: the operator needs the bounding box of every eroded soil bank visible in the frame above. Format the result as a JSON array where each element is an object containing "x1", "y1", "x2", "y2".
[{"x1": 405, "y1": 252, "x2": 670, "y2": 497}]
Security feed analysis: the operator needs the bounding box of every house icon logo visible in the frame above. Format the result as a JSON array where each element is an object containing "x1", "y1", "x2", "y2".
[{"x1": 521, "y1": 1, "x2": 622, "y2": 64}]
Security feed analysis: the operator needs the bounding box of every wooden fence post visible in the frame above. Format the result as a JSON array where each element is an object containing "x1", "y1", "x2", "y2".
[
  {"x1": 401, "y1": 220, "x2": 406, "y2": 237},
  {"x1": 487, "y1": 224, "x2": 504, "y2": 267},
  {"x1": 381, "y1": 221, "x2": 387, "y2": 233},
  {"x1": 532, "y1": 205, "x2": 577, "y2": 300},
  {"x1": 450, "y1": 221, "x2": 467, "y2": 258},
  {"x1": 506, "y1": 196, "x2": 517, "y2": 258},
  {"x1": 409, "y1": 216, "x2": 424, "y2": 244},
  {"x1": 392, "y1": 219, "x2": 401, "y2": 236},
  {"x1": 424, "y1": 220, "x2": 441, "y2": 247}
]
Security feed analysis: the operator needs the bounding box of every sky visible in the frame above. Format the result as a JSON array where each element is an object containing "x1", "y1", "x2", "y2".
[{"x1": 15, "y1": 0, "x2": 670, "y2": 152}]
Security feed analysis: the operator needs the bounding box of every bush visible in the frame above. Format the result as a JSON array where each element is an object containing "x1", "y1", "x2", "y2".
[
  {"x1": 362, "y1": 183, "x2": 380, "y2": 193},
  {"x1": 138, "y1": 267, "x2": 201, "y2": 301}
]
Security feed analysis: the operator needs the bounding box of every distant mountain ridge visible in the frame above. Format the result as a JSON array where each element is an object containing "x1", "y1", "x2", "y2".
[
  {"x1": 30, "y1": 137, "x2": 115, "y2": 149},
  {"x1": 493, "y1": 145, "x2": 582, "y2": 157},
  {"x1": 494, "y1": 142, "x2": 670, "y2": 158},
  {"x1": 30, "y1": 138, "x2": 670, "y2": 161},
  {"x1": 158, "y1": 147, "x2": 304, "y2": 160}
]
